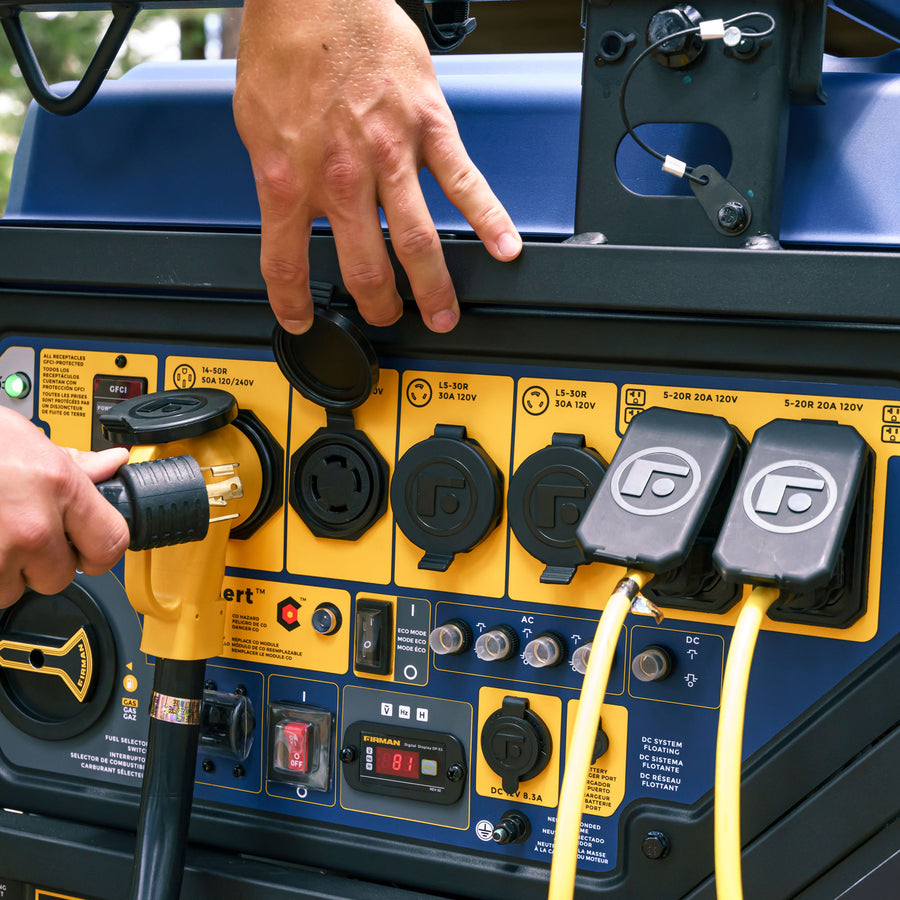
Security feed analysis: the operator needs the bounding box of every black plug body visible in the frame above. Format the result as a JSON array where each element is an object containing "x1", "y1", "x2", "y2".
[
  {"x1": 96, "y1": 455, "x2": 210, "y2": 551},
  {"x1": 713, "y1": 419, "x2": 870, "y2": 594},
  {"x1": 576, "y1": 407, "x2": 740, "y2": 572}
]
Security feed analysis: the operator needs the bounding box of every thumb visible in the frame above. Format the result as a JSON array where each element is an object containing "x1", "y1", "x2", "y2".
[{"x1": 65, "y1": 447, "x2": 131, "y2": 483}]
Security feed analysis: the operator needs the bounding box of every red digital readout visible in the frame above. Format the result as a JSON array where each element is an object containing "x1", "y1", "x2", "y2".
[{"x1": 375, "y1": 746, "x2": 420, "y2": 779}]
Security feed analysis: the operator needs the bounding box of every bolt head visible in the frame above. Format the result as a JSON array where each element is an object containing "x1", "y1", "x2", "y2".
[
  {"x1": 717, "y1": 201, "x2": 749, "y2": 234},
  {"x1": 447, "y1": 764, "x2": 465, "y2": 782},
  {"x1": 201, "y1": 759, "x2": 215, "y2": 773},
  {"x1": 340, "y1": 746, "x2": 357, "y2": 764},
  {"x1": 641, "y1": 831, "x2": 671, "y2": 860}
]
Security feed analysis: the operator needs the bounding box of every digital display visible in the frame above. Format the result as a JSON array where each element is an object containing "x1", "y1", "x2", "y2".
[{"x1": 375, "y1": 746, "x2": 420, "y2": 779}]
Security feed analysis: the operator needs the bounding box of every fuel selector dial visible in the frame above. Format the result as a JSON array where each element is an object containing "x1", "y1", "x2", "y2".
[
  {"x1": 0, "y1": 576, "x2": 117, "y2": 740},
  {"x1": 391, "y1": 424, "x2": 503, "y2": 572}
]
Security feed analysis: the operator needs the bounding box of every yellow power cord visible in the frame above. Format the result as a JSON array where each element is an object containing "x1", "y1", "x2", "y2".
[
  {"x1": 549, "y1": 569, "x2": 654, "y2": 900},
  {"x1": 714, "y1": 585, "x2": 781, "y2": 900}
]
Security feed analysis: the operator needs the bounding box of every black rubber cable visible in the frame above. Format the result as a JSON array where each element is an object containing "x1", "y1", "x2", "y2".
[{"x1": 129, "y1": 658, "x2": 206, "y2": 900}]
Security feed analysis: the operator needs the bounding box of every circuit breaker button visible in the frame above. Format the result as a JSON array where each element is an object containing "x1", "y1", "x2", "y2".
[{"x1": 354, "y1": 599, "x2": 393, "y2": 674}]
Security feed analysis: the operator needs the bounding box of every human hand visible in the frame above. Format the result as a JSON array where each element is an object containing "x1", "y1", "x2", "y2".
[
  {"x1": 233, "y1": 0, "x2": 522, "y2": 335},
  {"x1": 0, "y1": 408, "x2": 130, "y2": 608}
]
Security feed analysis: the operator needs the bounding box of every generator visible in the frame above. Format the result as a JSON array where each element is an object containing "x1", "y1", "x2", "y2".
[{"x1": 1, "y1": 1, "x2": 899, "y2": 898}]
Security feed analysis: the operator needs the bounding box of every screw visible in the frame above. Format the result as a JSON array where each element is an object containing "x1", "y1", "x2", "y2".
[
  {"x1": 203, "y1": 680, "x2": 217, "y2": 692},
  {"x1": 234, "y1": 684, "x2": 247, "y2": 696},
  {"x1": 232, "y1": 765, "x2": 245, "y2": 778},
  {"x1": 717, "y1": 201, "x2": 749, "y2": 234},
  {"x1": 447, "y1": 764, "x2": 465, "y2": 782},
  {"x1": 340, "y1": 746, "x2": 357, "y2": 763},
  {"x1": 641, "y1": 831, "x2": 671, "y2": 860},
  {"x1": 115, "y1": 355, "x2": 127, "y2": 369},
  {"x1": 201, "y1": 759, "x2": 215, "y2": 774}
]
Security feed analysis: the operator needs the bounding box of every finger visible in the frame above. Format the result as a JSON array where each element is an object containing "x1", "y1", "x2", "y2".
[
  {"x1": 253, "y1": 155, "x2": 317, "y2": 334},
  {"x1": 0, "y1": 570, "x2": 27, "y2": 609},
  {"x1": 422, "y1": 123, "x2": 522, "y2": 263},
  {"x1": 379, "y1": 169, "x2": 458, "y2": 333},
  {"x1": 324, "y1": 153, "x2": 403, "y2": 327},
  {"x1": 61, "y1": 474, "x2": 130, "y2": 577},
  {"x1": 65, "y1": 446, "x2": 130, "y2": 483},
  {"x1": 14, "y1": 508, "x2": 81, "y2": 595}
]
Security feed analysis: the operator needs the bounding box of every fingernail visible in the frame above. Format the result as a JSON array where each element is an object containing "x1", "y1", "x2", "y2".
[
  {"x1": 430, "y1": 307, "x2": 459, "y2": 333},
  {"x1": 497, "y1": 232, "x2": 522, "y2": 260},
  {"x1": 281, "y1": 318, "x2": 312, "y2": 334}
]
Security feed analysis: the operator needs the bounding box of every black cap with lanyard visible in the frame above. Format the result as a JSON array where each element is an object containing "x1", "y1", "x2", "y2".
[{"x1": 396, "y1": 0, "x2": 477, "y2": 52}]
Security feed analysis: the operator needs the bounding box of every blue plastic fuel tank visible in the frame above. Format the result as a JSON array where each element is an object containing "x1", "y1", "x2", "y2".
[{"x1": 5, "y1": 51, "x2": 900, "y2": 247}]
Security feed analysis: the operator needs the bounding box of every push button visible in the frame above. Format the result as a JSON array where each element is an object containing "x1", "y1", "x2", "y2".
[{"x1": 354, "y1": 599, "x2": 393, "y2": 675}]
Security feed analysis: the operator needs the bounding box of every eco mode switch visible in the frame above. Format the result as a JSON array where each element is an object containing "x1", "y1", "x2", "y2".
[{"x1": 355, "y1": 599, "x2": 393, "y2": 675}]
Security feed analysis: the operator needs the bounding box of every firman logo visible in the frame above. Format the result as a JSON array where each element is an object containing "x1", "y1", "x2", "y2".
[
  {"x1": 742, "y1": 460, "x2": 837, "y2": 534},
  {"x1": 611, "y1": 447, "x2": 701, "y2": 517}
]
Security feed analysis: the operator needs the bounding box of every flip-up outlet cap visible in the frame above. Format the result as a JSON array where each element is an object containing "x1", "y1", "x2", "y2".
[
  {"x1": 100, "y1": 388, "x2": 238, "y2": 445},
  {"x1": 576, "y1": 407, "x2": 739, "y2": 572},
  {"x1": 272, "y1": 307, "x2": 379, "y2": 411},
  {"x1": 712, "y1": 419, "x2": 870, "y2": 592}
]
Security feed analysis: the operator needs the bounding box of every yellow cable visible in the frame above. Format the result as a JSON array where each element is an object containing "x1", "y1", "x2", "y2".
[
  {"x1": 549, "y1": 569, "x2": 654, "y2": 900},
  {"x1": 714, "y1": 585, "x2": 780, "y2": 900}
]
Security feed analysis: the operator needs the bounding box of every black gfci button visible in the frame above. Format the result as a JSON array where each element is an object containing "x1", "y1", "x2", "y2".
[
  {"x1": 713, "y1": 419, "x2": 870, "y2": 592},
  {"x1": 507, "y1": 433, "x2": 607, "y2": 585},
  {"x1": 391, "y1": 424, "x2": 503, "y2": 572},
  {"x1": 576, "y1": 407, "x2": 740, "y2": 572}
]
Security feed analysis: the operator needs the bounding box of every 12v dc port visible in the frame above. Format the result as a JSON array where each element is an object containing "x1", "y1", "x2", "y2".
[{"x1": 481, "y1": 695, "x2": 552, "y2": 795}]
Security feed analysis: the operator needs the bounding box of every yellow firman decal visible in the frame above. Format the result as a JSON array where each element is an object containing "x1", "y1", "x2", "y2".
[
  {"x1": 285, "y1": 370, "x2": 399, "y2": 585},
  {"x1": 220, "y1": 576, "x2": 350, "y2": 675},
  {"x1": 510, "y1": 378, "x2": 623, "y2": 608},
  {"x1": 619, "y1": 384, "x2": 894, "y2": 642},
  {"x1": 395, "y1": 371, "x2": 514, "y2": 599},
  {"x1": 0, "y1": 627, "x2": 93, "y2": 702},
  {"x1": 39, "y1": 349, "x2": 157, "y2": 449},
  {"x1": 475, "y1": 686, "x2": 561, "y2": 808},
  {"x1": 165, "y1": 357, "x2": 291, "y2": 574},
  {"x1": 565, "y1": 700, "x2": 628, "y2": 817}
]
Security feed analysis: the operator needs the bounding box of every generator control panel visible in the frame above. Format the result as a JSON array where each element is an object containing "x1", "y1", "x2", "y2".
[{"x1": 1, "y1": 324, "x2": 897, "y2": 897}]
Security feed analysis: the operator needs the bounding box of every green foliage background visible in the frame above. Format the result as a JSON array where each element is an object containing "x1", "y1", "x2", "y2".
[{"x1": 0, "y1": 10, "x2": 214, "y2": 214}]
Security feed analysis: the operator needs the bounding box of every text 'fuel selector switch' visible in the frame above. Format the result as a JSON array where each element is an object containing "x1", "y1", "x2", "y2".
[
  {"x1": 274, "y1": 304, "x2": 388, "y2": 541},
  {"x1": 391, "y1": 424, "x2": 503, "y2": 572}
]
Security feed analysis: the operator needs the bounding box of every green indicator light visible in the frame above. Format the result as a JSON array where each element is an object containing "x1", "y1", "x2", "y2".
[{"x1": 3, "y1": 372, "x2": 31, "y2": 400}]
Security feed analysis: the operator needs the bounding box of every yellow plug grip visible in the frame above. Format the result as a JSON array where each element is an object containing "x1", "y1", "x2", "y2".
[{"x1": 124, "y1": 425, "x2": 263, "y2": 661}]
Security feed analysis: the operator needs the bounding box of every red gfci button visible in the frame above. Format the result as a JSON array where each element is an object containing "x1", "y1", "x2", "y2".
[{"x1": 282, "y1": 721, "x2": 312, "y2": 774}]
